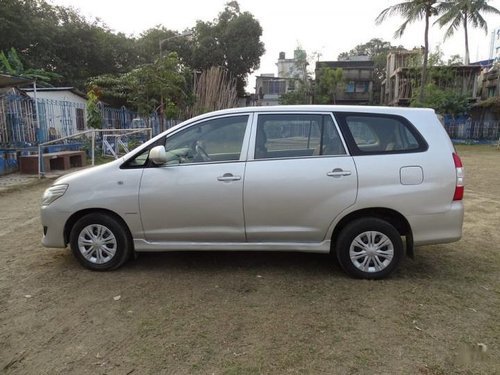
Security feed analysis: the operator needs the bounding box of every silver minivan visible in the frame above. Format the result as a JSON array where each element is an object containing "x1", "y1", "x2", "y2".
[{"x1": 41, "y1": 105, "x2": 464, "y2": 279}]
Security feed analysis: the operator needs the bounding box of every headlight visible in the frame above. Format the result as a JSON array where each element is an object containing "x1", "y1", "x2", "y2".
[{"x1": 41, "y1": 184, "x2": 68, "y2": 206}]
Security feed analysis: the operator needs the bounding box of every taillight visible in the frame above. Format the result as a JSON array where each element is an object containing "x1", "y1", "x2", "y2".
[{"x1": 452, "y1": 152, "x2": 464, "y2": 201}]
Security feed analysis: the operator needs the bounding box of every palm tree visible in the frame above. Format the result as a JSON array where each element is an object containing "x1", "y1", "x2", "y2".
[
  {"x1": 376, "y1": 0, "x2": 438, "y2": 102},
  {"x1": 435, "y1": 0, "x2": 500, "y2": 64}
]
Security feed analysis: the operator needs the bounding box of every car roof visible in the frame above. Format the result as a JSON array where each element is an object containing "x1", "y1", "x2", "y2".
[{"x1": 187, "y1": 105, "x2": 435, "y2": 122}]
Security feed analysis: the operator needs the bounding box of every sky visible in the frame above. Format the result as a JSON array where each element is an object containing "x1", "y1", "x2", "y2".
[{"x1": 49, "y1": 0, "x2": 500, "y2": 90}]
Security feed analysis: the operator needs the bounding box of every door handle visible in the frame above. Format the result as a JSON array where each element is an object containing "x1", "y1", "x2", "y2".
[
  {"x1": 217, "y1": 173, "x2": 241, "y2": 182},
  {"x1": 327, "y1": 168, "x2": 352, "y2": 177}
]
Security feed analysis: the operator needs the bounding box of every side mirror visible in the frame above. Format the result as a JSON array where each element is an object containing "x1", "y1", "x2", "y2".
[{"x1": 149, "y1": 145, "x2": 167, "y2": 165}]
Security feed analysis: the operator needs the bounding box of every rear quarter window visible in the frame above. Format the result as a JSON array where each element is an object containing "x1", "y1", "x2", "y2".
[{"x1": 335, "y1": 113, "x2": 428, "y2": 155}]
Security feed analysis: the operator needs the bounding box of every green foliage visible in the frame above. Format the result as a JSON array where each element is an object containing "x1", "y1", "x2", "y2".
[
  {"x1": 475, "y1": 96, "x2": 500, "y2": 114},
  {"x1": 86, "y1": 88, "x2": 102, "y2": 129},
  {"x1": 192, "y1": 1, "x2": 265, "y2": 95},
  {"x1": 428, "y1": 44, "x2": 445, "y2": 66},
  {"x1": 410, "y1": 83, "x2": 470, "y2": 116},
  {"x1": 315, "y1": 67, "x2": 344, "y2": 104},
  {"x1": 278, "y1": 45, "x2": 310, "y2": 105},
  {"x1": 376, "y1": 0, "x2": 439, "y2": 38},
  {"x1": 447, "y1": 54, "x2": 463, "y2": 65},
  {"x1": 0, "y1": 47, "x2": 61, "y2": 86},
  {"x1": 88, "y1": 53, "x2": 191, "y2": 118},
  {"x1": 136, "y1": 27, "x2": 194, "y2": 66},
  {"x1": 279, "y1": 84, "x2": 310, "y2": 105},
  {"x1": 0, "y1": 1, "x2": 140, "y2": 88}
]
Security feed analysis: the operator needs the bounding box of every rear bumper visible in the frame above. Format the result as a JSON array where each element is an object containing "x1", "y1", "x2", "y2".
[{"x1": 408, "y1": 202, "x2": 464, "y2": 246}]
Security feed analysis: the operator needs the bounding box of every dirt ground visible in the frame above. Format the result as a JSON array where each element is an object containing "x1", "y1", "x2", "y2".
[{"x1": 1, "y1": 145, "x2": 499, "y2": 375}]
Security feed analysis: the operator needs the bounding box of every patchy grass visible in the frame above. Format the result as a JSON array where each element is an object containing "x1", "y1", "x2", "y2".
[{"x1": 0, "y1": 145, "x2": 499, "y2": 374}]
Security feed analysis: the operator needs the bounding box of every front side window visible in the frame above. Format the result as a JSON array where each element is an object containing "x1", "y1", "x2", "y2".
[
  {"x1": 338, "y1": 113, "x2": 427, "y2": 154},
  {"x1": 255, "y1": 114, "x2": 346, "y2": 159},
  {"x1": 164, "y1": 115, "x2": 249, "y2": 164}
]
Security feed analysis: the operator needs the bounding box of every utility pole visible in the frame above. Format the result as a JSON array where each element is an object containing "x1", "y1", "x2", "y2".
[{"x1": 158, "y1": 31, "x2": 193, "y2": 132}]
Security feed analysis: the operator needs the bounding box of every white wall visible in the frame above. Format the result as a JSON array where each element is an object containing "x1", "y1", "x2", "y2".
[{"x1": 25, "y1": 90, "x2": 87, "y2": 138}]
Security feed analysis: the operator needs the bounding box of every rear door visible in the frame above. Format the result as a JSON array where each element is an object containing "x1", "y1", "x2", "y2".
[
  {"x1": 334, "y1": 112, "x2": 436, "y2": 215},
  {"x1": 243, "y1": 112, "x2": 358, "y2": 242}
]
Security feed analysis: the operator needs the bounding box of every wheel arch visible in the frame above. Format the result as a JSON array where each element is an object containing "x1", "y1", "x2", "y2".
[
  {"x1": 64, "y1": 208, "x2": 134, "y2": 248},
  {"x1": 331, "y1": 207, "x2": 413, "y2": 255}
]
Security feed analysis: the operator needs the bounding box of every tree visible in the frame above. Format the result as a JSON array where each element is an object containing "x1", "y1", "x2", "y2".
[
  {"x1": 191, "y1": 1, "x2": 265, "y2": 95},
  {"x1": 49, "y1": 6, "x2": 139, "y2": 87},
  {"x1": 279, "y1": 84, "x2": 311, "y2": 105},
  {"x1": 315, "y1": 67, "x2": 344, "y2": 104},
  {"x1": 278, "y1": 45, "x2": 312, "y2": 105},
  {"x1": 88, "y1": 52, "x2": 192, "y2": 118},
  {"x1": 0, "y1": 0, "x2": 59, "y2": 69},
  {"x1": 410, "y1": 83, "x2": 470, "y2": 117},
  {"x1": 136, "y1": 26, "x2": 194, "y2": 66},
  {"x1": 0, "y1": 47, "x2": 61, "y2": 86},
  {"x1": 86, "y1": 88, "x2": 102, "y2": 129},
  {"x1": 376, "y1": 0, "x2": 439, "y2": 102},
  {"x1": 435, "y1": 0, "x2": 500, "y2": 64},
  {"x1": 0, "y1": 0, "x2": 140, "y2": 88}
]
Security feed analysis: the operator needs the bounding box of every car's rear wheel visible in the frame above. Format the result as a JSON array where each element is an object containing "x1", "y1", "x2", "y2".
[
  {"x1": 336, "y1": 218, "x2": 403, "y2": 279},
  {"x1": 70, "y1": 213, "x2": 131, "y2": 271}
]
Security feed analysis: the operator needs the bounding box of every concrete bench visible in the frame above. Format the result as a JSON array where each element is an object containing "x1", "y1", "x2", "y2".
[{"x1": 19, "y1": 151, "x2": 87, "y2": 174}]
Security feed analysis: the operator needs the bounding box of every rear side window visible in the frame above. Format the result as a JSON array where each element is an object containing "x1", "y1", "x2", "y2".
[
  {"x1": 336, "y1": 113, "x2": 427, "y2": 155},
  {"x1": 255, "y1": 114, "x2": 346, "y2": 159}
]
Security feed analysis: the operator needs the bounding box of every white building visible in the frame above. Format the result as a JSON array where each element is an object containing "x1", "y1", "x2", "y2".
[
  {"x1": 23, "y1": 87, "x2": 87, "y2": 139},
  {"x1": 255, "y1": 49, "x2": 309, "y2": 106},
  {"x1": 277, "y1": 49, "x2": 308, "y2": 80},
  {"x1": 489, "y1": 26, "x2": 500, "y2": 62}
]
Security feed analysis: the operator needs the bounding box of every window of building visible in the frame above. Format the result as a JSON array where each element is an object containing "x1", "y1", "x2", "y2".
[
  {"x1": 355, "y1": 81, "x2": 369, "y2": 93},
  {"x1": 263, "y1": 80, "x2": 286, "y2": 95},
  {"x1": 345, "y1": 81, "x2": 355, "y2": 93},
  {"x1": 76, "y1": 108, "x2": 85, "y2": 130}
]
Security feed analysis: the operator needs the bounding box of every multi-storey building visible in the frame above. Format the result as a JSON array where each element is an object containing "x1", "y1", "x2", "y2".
[
  {"x1": 489, "y1": 26, "x2": 500, "y2": 63},
  {"x1": 380, "y1": 50, "x2": 482, "y2": 106},
  {"x1": 315, "y1": 56, "x2": 375, "y2": 105},
  {"x1": 255, "y1": 49, "x2": 308, "y2": 106}
]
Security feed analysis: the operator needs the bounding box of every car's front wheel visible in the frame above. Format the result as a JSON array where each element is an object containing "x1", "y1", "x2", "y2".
[
  {"x1": 69, "y1": 213, "x2": 132, "y2": 271},
  {"x1": 336, "y1": 218, "x2": 403, "y2": 279}
]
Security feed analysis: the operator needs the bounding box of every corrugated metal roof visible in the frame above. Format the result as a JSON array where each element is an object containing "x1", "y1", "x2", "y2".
[{"x1": 0, "y1": 74, "x2": 32, "y2": 88}]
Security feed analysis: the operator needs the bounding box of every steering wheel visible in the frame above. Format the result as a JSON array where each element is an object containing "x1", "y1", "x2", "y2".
[{"x1": 193, "y1": 141, "x2": 211, "y2": 161}]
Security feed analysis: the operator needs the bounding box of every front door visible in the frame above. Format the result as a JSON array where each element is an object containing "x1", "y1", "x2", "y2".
[{"x1": 139, "y1": 114, "x2": 251, "y2": 242}]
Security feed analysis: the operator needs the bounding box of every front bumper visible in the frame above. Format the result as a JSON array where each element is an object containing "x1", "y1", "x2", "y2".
[{"x1": 40, "y1": 205, "x2": 70, "y2": 248}]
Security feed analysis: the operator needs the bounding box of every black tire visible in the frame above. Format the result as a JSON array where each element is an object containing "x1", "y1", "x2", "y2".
[
  {"x1": 69, "y1": 212, "x2": 132, "y2": 271},
  {"x1": 336, "y1": 218, "x2": 403, "y2": 279}
]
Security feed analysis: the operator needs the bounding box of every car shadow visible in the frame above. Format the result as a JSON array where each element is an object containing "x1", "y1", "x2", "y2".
[{"x1": 126, "y1": 251, "x2": 341, "y2": 277}]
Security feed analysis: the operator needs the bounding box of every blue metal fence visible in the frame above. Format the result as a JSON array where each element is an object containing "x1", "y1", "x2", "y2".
[
  {"x1": 0, "y1": 93, "x2": 182, "y2": 175},
  {"x1": 442, "y1": 115, "x2": 500, "y2": 143},
  {"x1": 0, "y1": 93, "x2": 178, "y2": 149},
  {"x1": 0, "y1": 93, "x2": 37, "y2": 147}
]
